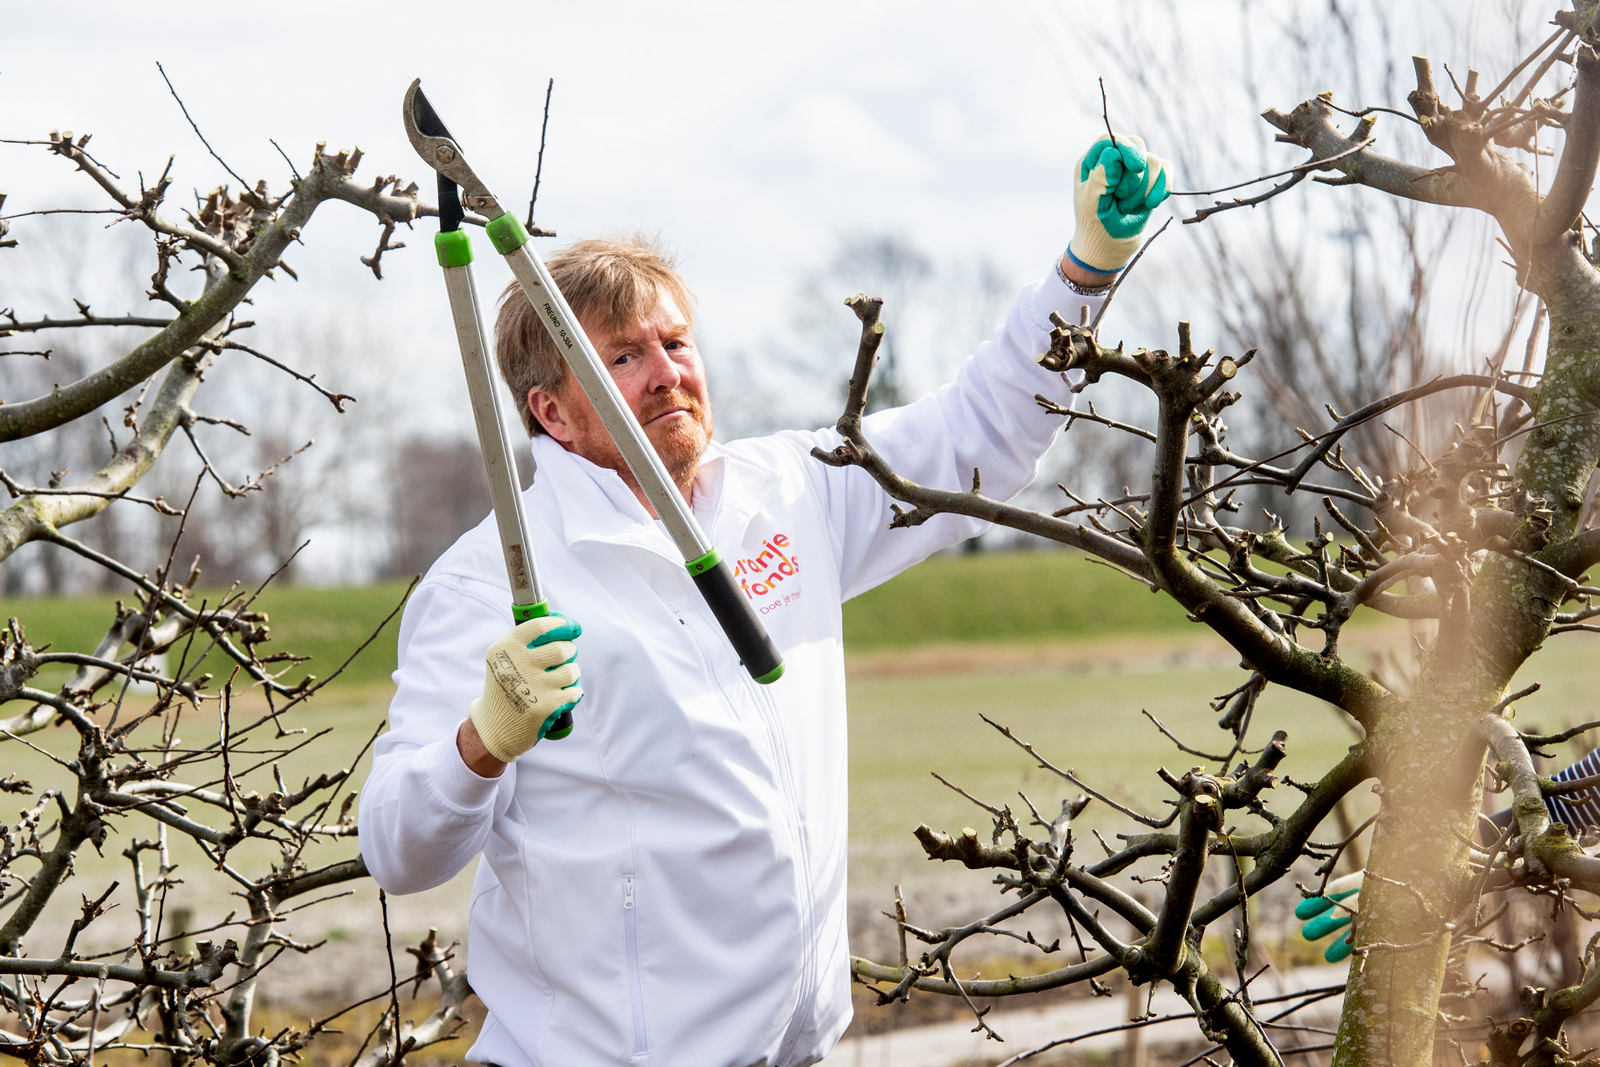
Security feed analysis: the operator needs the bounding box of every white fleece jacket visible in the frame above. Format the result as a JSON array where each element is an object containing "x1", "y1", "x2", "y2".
[{"x1": 358, "y1": 270, "x2": 1099, "y2": 1067}]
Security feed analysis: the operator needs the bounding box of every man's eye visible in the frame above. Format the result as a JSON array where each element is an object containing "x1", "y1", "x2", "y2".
[{"x1": 612, "y1": 352, "x2": 634, "y2": 366}]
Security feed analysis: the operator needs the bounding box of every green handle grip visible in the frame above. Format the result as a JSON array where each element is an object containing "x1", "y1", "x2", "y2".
[
  {"x1": 687, "y1": 558, "x2": 785, "y2": 684},
  {"x1": 513, "y1": 600, "x2": 575, "y2": 740}
]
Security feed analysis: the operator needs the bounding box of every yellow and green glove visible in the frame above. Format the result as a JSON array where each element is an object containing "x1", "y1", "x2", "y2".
[
  {"x1": 1295, "y1": 871, "x2": 1361, "y2": 963},
  {"x1": 469, "y1": 613, "x2": 584, "y2": 762},
  {"x1": 1066, "y1": 134, "x2": 1170, "y2": 277}
]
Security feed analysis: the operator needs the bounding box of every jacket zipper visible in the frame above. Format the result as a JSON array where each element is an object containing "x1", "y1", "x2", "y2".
[
  {"x1": 622, "y1": 875, "x2": 648, "y2": 1058},
  {"x1": 748, "y1": 678, "x2": 817, "y2": 1063},
  {"x1": 677, "y1": 611, "x2": 817, "y2": 1060}
]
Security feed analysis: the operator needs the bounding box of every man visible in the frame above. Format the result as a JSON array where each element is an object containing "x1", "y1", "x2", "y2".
[{"x1": 359, "y1": 136, "x2": 1169, "y2": 1066}]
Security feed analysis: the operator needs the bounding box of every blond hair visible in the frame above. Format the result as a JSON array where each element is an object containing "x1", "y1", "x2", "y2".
[{"x1": 494, "y1": 237, "x2": 695, "y2": 436}]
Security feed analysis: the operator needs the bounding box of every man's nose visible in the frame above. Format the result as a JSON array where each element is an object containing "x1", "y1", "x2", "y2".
[{"x1": 643, "y1": 345, "x2": 682, "y2": 391}]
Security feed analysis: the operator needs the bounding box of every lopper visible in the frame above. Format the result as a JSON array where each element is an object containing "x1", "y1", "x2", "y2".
[{"x1": 403, "y1": 80, "x2": 785, "y2": 710}]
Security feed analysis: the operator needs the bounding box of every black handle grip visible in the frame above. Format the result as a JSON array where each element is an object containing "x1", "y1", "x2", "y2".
[
  {"x1": 690, "y1": 559, "x2": 785, "y2": 683},
  {"x1": 543, "y1": 708, "x2": 575, "y2": 741}
]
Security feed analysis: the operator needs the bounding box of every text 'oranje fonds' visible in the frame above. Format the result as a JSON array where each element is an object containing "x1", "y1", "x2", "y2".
[{"x1": 734, "y1": 533, "x2": 798, "y2": 601}]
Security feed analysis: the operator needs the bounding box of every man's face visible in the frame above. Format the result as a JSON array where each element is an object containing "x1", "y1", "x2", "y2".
[{"x1": 530, "y1": 292, "x2": 714, "y2": 502}]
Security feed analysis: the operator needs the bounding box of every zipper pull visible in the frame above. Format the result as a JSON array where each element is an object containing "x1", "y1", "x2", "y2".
[{"x1": 623, "y1": 877, "x2": 636, "y2": 910}]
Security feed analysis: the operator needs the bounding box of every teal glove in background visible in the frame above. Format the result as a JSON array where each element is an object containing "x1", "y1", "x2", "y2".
[{"x1": 1295, "y1": 871, "x2": 1361, "y2": 963}]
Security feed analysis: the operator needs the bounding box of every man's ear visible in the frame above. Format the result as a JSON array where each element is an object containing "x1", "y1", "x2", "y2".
[{"x1": 529, "y1": 387, "x2": 570, "y2": 443}]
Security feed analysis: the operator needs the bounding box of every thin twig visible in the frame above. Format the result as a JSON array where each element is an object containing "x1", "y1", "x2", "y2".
[
  {"x1": 155, "y1": 61, "x2": 248, "y2": 189},
  {"x1": 1169, "y1": 138, "x2": 1377, "y2": 199},
  {"x1": 525, "y1": 78, "x2": 558, "y2": 237},
  {"x1": 270, "y1": 139, "x2": 302, "y2": 182},
  {"x1": 982, "y1": 714, "x2": 1173, "y2": 828},
  {"x1": 1092, "y1": 216, "x2": 1171, "y2": 331},
  {"x1": 931, "y1": 771, "x2": 1008, "y2": 820}
]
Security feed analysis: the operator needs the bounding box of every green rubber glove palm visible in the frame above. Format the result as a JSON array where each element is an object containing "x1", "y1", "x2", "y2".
[
  {"x1": 1295, "y1": 871, "x2": 1361, "y2": 963},
  {"x1": 469, "y1": 613, "x2": 584, "y2": 762},
  {"x1": 1067, "y1": 134, "x2": 1170, "y2": 276}
]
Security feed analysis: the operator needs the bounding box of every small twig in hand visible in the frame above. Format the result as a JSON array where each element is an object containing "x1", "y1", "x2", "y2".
[
  {"x1": 156, "y1": 61, "x2": 248, "y2": 190},
  {"x1": 1177, "y1": 138, "x2": 1378, "y2": 227},
  {"x1": 1099, "y1": 78, "x2": 1119, "y2": 149}
]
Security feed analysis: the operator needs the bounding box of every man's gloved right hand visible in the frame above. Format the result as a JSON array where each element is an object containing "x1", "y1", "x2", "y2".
[
  {"x1": 469, "y1": 613, "x2": 584, "y2": 763},
  {"x1": 1295, "y1": 871, "x2": 1361, "y2": 963},
  {"x1": 1067, "y1": 134, "x2": 1170, "y2": 277}
]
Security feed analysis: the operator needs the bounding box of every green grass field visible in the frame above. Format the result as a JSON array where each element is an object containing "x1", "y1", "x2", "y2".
[{"x1": 9, "y1": 548, "x2": 1196, "y2": 692}]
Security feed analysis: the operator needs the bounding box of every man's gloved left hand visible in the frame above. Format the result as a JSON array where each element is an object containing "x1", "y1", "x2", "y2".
[
  {"x1": 1295, "y1": 871, "x2": 1362, "y2": 963},
  {"x1": 469, "y1": 613, "x2": 584, "y2": 763},
  {"x1": 1067, "y1": 134, "x2": 1170, "y2": 277}
]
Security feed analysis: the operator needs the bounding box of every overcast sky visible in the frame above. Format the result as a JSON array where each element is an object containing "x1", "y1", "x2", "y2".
[
  {"x1": 7, "y1": 3, "x2": 1210, "y2": 430},
  {"x1": 4, "y1": 3, "x2": 1562, "y2": 522}
]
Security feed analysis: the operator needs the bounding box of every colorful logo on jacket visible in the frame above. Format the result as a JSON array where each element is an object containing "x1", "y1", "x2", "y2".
[{"x1": 733, "y1": 533, "x2": 800, "y2": 613}]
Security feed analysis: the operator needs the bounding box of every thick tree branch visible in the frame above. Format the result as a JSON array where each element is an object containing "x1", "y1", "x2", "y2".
[
  {"x1": 0, "y1": 151, "x2": 418, "y2": 443},
  {"x1": 1533, "y1": 39, "x2": 1600, "y2": 246},
  {"x1": 0, "y1": 306, "x2": 224, "y2": 563},
  {"x1": 852, "y1": 953, "x2": 1118, "y2": 998},
  {"x1": 1128, "y1": 777, "x2": 1221, "y2": 984},
  {"x1": 1142, "y1": 342, "x2": 1392, "y2": 728},
  {"x1": 0, "y1": 939, "x2": 235, "y2": 991},
  {"x1": 1261, "y1": 97, "x2": 1488, "y2": 210}
]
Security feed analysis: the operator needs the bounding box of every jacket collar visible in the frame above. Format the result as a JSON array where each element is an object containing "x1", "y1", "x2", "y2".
[{"x1": 525, "y1": 435, "x2": 779, "y2": 556}]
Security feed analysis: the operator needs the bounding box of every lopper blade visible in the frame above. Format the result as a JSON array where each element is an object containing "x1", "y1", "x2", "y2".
[{"x1": 403, "y1": 79, "x2": 499, "y2": 217}]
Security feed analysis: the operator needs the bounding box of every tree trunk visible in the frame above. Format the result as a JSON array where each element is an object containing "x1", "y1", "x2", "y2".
[
  {"x1": 1332, "y1": 684, "x2": 1487, "y2": 1063},
  {"x1": 1334, "y1": 235, "x2": 1600, "y2": 1065}
]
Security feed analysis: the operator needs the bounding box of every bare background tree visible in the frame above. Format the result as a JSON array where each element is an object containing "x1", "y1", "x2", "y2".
[{"x1": 715, "y1": 232, "x2": 1015, "y2": 443}]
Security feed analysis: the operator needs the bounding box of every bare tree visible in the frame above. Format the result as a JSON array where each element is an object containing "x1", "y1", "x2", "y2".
[
  {"x1": 722, "y1": 231, "x2": 1015, "y2": 442},
  {"x1": 831, "y1": 7, "x2": 1600, "y2": 1065},
  {"x1": 383, "y1": 434, "x2": 515, "y2": 580},
  {"x1": 0, "y1": 119, "x2": 470, "y2": 1061}
]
